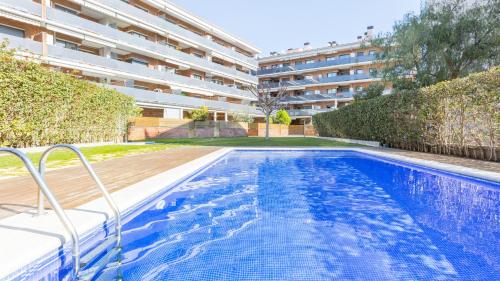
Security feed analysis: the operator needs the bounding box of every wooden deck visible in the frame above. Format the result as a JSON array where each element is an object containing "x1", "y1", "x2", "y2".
[{"x1": 0, "y1": 146, "x2": 219, "y2": 219}]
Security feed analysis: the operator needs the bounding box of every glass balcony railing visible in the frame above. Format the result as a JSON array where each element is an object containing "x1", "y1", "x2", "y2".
[
  {"x1": 0, "y1": 0, "x2": 257, "y2": 84},
  {"x1": 264, "y1": 73, "x2": 378, "y2": 89},
  {"x1": 287, "y1": 108, "x2": 334, "y2": 117},
  {"x1": 258, "y1": 55, "x2": 377, "y2": 76},
  {"x1": 280, "y1": 91, "x2": 354, "y2": 104},
  {"x1": 78, "y1": 0, "x2": 257, "y2": 68},
  {"x1": 1, "y1": 34, "x2": 255, "y2": 100},
  {"x1": 108, "y1": 85, "x2": 261, "y2": 115}
]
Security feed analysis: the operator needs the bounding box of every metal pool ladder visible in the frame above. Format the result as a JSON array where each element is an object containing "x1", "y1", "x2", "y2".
[
  {"x1": 0, "y1": 147, "x2": 80, "y2": 272},
  {"x1": 1, "y1": 145, "x2": 122, "y2": 277},
  {"x1": 39, "y1": 144, "x2": 123, "y2": 278}
]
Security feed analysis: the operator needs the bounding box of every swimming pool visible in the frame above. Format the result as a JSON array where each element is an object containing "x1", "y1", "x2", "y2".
[{"x1": 11, "y1": 150, "x2": 500, "y2": 280}]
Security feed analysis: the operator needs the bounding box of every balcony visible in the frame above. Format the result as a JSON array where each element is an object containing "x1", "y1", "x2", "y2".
[
  {"x1": 0, "y1": 0, "x2": 257, "y2": 84},
  {"x1": 66, "y1": 0, "x2": 258, "y2": 69},
  {"x1": 2, "y1": 34, "x2": 255, "y2": 100},
  {"x1": 264, "y1": 73, "x2": 379, "y2": 90},
  {"x1": 287, "y1": 108, "x2": 334, "y2": 117},
  {"x1": 258, "y1": 55, "x2": 376, "y2": 76},
  {"x1": 280, "y1": 91, "x2": 354, "y2": 104},
  {"x1": 108, "y1": 85, "x2": 262, "y2": 115}
]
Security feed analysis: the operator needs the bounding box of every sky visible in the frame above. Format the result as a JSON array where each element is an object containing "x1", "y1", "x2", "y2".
[{"x1": 171, "y1": 0, "x2": 422, "y2": 57}]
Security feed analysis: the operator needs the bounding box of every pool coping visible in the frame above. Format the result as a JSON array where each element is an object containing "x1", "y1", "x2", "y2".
[{"x1": 0, "y1": 147, "x2": 498, "y2": 279}]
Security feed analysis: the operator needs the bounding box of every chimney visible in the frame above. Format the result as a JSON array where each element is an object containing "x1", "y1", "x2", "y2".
[
  {"x1": 366, "y1": 26, "x2": 374, "y2": 39},
  {"x1": 357, "y1": 35, "x2": 362, "y2": 41},
  {"x1": 328, "y1": 41, "x2": 337, "y2": 47},
  {"x1": 303, "y1": 42, "x2": 311, "y2": 50}
]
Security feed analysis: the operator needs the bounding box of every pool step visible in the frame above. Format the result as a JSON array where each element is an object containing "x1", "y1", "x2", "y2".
[{"x1": 77, "y1": 236, "x2": 121, "y2": 281}]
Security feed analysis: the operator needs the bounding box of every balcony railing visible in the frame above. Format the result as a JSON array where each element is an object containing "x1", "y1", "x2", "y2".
[
  {"x1": 2, "y1": 34, "x2": 255, "y2": 100},
  {"x1": 108, "y1": 85, "x2": 261, "y2": 115},
  {"x1": 258, "y1": 55, "x2": 376, "y2": 76},
  {"x1": 0, "y1": 0, "x2": 257, "y2": 84},
  {"x1": 70, "y1": 0, "x2": 257, "y2": 68},
  {"x1": 287, "y1": 108, "x2": 334, "y2": 117},
  {"x1": 264, "y1": 73, "x2": 379, "y2": 89},
  {"x1": 280, "y1": 91, "x2": 354, "y2": 104}
]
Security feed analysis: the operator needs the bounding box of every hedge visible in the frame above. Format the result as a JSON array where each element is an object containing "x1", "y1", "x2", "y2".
[
  {"x1": 0, "y1": 41, "x2": 139, "y2": 147},
  {"x1": 313, "y1": 67, "x2": 500, "y2": 161}
]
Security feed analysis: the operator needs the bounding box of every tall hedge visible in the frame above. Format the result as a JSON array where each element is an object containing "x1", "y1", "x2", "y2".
[
  {"x1": 0, "y1": 41, "x2": 139, "y2": 147},
  {"x1": 313, "y1": 67, "x2": 500, "y2": 161}
]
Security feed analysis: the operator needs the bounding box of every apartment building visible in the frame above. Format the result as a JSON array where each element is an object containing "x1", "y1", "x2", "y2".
[
  {"x1": 258, "y1": 27, "x2": 390, "y2": 124},
  {"x1": 0, "y1": 0, "x2": 262, "y2": 120}
]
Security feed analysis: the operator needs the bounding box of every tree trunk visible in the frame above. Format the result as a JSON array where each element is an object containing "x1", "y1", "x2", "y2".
[{"x1": 265, "y1": 114, "x2": 270, "y2": 139}]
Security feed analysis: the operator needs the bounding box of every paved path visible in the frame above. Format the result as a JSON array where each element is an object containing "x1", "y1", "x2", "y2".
[
  {"x1": 0, "y1": 145, "x2": 498, "y2": 220},
  {"x1": 0, "y1": 146, "x2": 219, "y2": 219},
  {"x1": 367, "y1": 147, "x2": 500, "y2": 173}
]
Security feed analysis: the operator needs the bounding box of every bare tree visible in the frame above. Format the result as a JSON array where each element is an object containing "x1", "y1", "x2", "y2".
[{"x1": 248, "y1": 83, "x2": 288, "y2": 139}]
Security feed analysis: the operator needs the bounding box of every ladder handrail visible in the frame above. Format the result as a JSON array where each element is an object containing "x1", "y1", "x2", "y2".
[
  {"x1": 38, "y1": 144, "x2": 122, "y2": 245},
  {"x1": 0, "y1": 147, "x2": 80, "y2": 274}
]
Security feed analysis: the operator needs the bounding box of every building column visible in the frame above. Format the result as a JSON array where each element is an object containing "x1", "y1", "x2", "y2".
[
  {"x1": 334, "y1": 99, "x2": 338, "y2": 109},
  {"x1": 213, "y1": 111, "x2": 217, "y2": 121},
  {"x1": 224, "y1": 112, "x2": 228, "y2": 122}
]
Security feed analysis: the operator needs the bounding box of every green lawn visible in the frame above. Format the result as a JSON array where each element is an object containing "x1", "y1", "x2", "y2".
[
  {"x1": 0, "y1": 144, "x2": 176, "y2": 177},
  {"x1": 149, "y1": 137, "x2": 356, "y2": 147}
]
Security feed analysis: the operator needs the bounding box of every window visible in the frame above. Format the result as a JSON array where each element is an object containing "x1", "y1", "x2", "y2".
[
  {"x1": 369, "y1": 50, "x2": 377, "y2": 56},
  {"x1": 54, "y1": 4, "x2": 79, "y2": 15},
  {"x1": 134, "y1": 5, "x2": 149, "y2": 13},
  {"x1": 55, "y1": 39, "x2": 79, "y2": 50},
  {"x1": 126, "y1": 58, "x2": 149, "y2": 66},
  {"x1": 369, "y1": 68, "x2": 378, "y2": 75},
  {"x1": 295, "y1": 61, "x2": 303, "y2": 65},
  {"x1": 356, "y1": 69, "x2": 364, "y2": 74},
  {"x1": 357, "y1": 51, "x2": 364, "y2": 57},
  {"x1": 192, "y1": 53, "x2": 204, "y2": 58},
  {"x1": 304, "y1": 91, "x2": 314, "y2": 95},
  {"x1": 327, "y1": 72, "x2": 337, "y2": 78},
  {"x1": 0, "y1": 25, "x2": 25, "y2": 38},
  {"x1": 305, "y1": 59, "x2": 315, "y2": 64},
  {"x1": 326, "y1": 56, "x2": 336, "y2": 61},
  {"x1": 133, "y1": 85, "x2": 149, "y2": 90},
  {"x1": 128, "y1": 31, "x2": 147, "y2": 40},
  {"x1": 356, "y1": 86, "x2": 364, "y2": 92},
  {"x1": 212, "y1": 79, "x2": 224, "y2": 85},
  {"x1": 338, "y1": 54, "x2": 350, "y2": 59},
  {"x1": 327, "y1": 89, "x2": 337, "y2": 94},
  {"x1": 192, "y1": 74, "x2": 203, "y2": 80}
]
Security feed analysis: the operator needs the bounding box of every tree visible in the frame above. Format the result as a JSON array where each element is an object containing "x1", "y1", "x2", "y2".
[
  {"x1": 354, "y1": 82, "x2": 385, "y2": 101},
  {"x1": 248, "y1": 83, "x2": 288, "y2": 139},
  {"x1": 374, "y1": 0, "x2": 500, "y2": 90},
  {"x1": 191, "y1": 106, "x2": 209, "y2": 121},
  {"x1": 273, "y1": 109, "x2": 292, "y2": 125}
]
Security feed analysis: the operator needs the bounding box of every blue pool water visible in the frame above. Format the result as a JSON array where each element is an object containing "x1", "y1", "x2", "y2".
[{"x1": 85, "y1": 151, "x2": 499, "y2": 280}]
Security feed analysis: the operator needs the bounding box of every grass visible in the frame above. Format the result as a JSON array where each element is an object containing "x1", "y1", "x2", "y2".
[
  {"x1": 0, "y1": 144, "x2": 176, "y2": 177},
  {"x1": 148, "y1": 137, "x2": 356, "y2": 147}
]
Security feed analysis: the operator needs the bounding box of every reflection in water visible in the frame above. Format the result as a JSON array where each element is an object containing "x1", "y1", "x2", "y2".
[{"x1": 83, "y1": 151, "x2": 498, "y2": 281}]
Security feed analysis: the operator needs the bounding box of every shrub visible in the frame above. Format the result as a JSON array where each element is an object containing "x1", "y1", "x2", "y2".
[
  {"x1": 313, "y1": 67, "x2": 499, "y2": 161},
  {"x1": 191, "y1": 106, "x2": 209, "y2": 121},
  {"x1": 273, "y1": 109, "x2": 292, "y2": 125},
  {"x1": 231, "y1": 113, "x2": 254, "y2": 123},
  {"x1": 0, "y1": 40, "x2": 139, "y2": 147}
]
